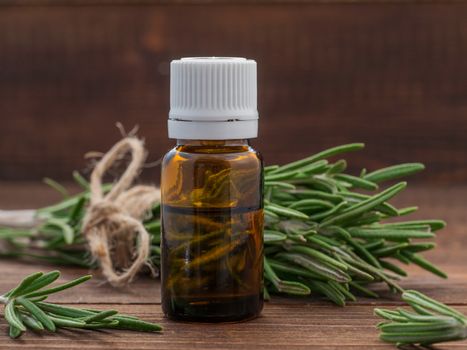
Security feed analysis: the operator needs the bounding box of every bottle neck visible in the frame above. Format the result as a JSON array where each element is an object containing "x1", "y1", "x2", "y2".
[
  {"x1": 176, "y1": 139, "x2": 250, "y2": 147},
  {"x1": 175, "y1": 139, "x2": 251, "y2": 154}
]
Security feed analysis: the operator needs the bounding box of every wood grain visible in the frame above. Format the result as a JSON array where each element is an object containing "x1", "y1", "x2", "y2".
[
  {"x1": 0, "y1": 303, "x2": 467, "y2": 349},
  {"x1": 0, "y1": 2, "x2": 466, "y2": 183}
]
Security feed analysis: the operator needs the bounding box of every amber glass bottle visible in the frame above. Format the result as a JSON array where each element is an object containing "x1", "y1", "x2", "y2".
[{"x1": 161, "y1": 57, "x2": 263, "y2": 322}]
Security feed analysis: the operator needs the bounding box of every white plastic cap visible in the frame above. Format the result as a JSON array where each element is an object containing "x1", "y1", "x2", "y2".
[{"x1": 169, "y1": 57, "x2": 258, "y2": 140}]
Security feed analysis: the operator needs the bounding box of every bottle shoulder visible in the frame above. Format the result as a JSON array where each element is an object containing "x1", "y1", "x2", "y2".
[
  {"x1": 162, "y1": 144, "x2": 262, "y2": 168},
  {"x1": 161, "y1": 143, "x2": 263, "y2": 209}
]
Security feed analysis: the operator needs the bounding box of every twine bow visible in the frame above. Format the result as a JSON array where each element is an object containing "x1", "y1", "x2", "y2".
[{"x1": 82, "y1": 137, "x2": 160, "y2": 286}]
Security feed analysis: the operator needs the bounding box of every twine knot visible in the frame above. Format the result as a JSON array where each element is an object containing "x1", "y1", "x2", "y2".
[{"x1": 82, "y1": 137, "x2": 160, "y2": 286}]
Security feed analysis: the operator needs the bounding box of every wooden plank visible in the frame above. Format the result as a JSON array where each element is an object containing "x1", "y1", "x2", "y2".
[
  {"x1": 0, "y1": 260, "x2": 162, "y2": 304},
  {"x1": 0, "y1": 304, "x2": 466, "y2": 349},
  {"x1": 0, "y1": 3, "x2": 466, "y2": 183},
  {"x1": 2, "y1": 0, "x2": 465, "y2": 6}
]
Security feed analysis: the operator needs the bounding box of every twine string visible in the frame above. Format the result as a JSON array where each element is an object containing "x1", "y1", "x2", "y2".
[{"x1": 82, "y1": 137, "x2": 160, "y2": 286}]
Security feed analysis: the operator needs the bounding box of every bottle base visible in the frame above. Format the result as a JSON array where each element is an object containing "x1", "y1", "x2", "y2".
[{"x1": 163, "y1": 293, "x2": 263, "y2": 323}]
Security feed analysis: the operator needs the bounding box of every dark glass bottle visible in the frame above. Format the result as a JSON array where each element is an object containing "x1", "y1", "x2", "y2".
[{"x1": 161, "y1": 139, "x2": 264, "y2": 322}]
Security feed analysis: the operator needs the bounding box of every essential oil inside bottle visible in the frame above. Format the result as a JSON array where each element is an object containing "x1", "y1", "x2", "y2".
[
  {"x1": 161, "y1": 57, "x2": 263, "y2": 322},
  {"x1": 161, "y1": 140, "x2": 263, "y2": 321}
]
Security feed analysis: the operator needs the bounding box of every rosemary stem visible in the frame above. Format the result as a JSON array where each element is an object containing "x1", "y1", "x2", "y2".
[{"x1": 0, "y1": 209, "x2": 39, "y2": 228}]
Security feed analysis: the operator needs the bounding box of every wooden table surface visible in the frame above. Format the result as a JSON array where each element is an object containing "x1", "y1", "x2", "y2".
[{"x1": 0, "y1": 183, "x2": 466, "y2": 349}]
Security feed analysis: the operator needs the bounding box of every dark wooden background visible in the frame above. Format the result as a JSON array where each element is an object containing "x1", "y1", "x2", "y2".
[{"x1": 1, "y1": 0, "x2": 466, "y2": 183}]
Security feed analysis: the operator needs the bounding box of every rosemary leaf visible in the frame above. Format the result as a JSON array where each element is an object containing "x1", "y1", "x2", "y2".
[
  {"x1": 16, "y1": 297, "x2": 56, "y2": 332},
  {"x1": 23, "y1": 275, "x2": 92, "y2": 299},
  {"x1": 269, "y1": 143, "x2": 364, "y2": 175},
  {"x1": 5, "y1": 301, "x2": 26, "y2": 332},
  {"x1": 320, "y1": 182, "x2": 407, "y2": 227},
  {"x1": 364, "y1": 163, "x2": 425, "y2": 183}
]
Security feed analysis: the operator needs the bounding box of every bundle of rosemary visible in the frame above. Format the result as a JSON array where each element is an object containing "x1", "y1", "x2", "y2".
[
  {"x1": 0, "y1": 143, "x2": 446, "y2": 306},
  {"x1": 261, "y1": 143, "x2": 446, "y2": 304}
]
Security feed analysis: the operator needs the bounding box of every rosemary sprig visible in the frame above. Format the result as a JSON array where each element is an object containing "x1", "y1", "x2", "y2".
[
  {"x1": 375, "y1": 290, "x2": 467, "y2": 346},
  {"x1": 0, "y1": 271, "x2": 162, "y2": 338},
  {"x1": 0, "y1": 143, "x2": 447, "y2": 306}
]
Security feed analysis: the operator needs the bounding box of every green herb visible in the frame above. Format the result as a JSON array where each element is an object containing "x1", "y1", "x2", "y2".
[
  {"x1": 0, "y1": 144, "x2": 446, "y2": 306},
  {"x1": 0, "y1": 271, "x2": 162, "y2": 338},
  {"x1": 260, "y1": 144, "x2": 445, "y2": 304},
  {"x1": 375, "y1": 290, "x2": 467, "y2": 346}
]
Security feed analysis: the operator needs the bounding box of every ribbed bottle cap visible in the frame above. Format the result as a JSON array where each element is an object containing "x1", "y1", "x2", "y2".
[{"x1": 169, "y1": 57, "x2": 258, "y2": 140}]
